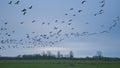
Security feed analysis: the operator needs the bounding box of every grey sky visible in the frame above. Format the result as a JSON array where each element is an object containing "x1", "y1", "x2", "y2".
[{"x1": 0, "y1": 0, "x2": 120, "y2": 57}]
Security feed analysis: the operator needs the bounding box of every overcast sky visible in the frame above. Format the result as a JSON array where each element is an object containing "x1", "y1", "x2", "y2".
[{"x1": 0, "y1": 0, "x2": 120, "y2": 57}]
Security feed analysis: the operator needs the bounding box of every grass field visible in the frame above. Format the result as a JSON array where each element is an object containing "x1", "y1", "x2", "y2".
[{"x1": 0, "y1": 60, "x2": 120, "y2": 68}]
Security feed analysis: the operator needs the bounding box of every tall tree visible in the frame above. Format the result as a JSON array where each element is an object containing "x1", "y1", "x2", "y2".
[
  {"x1": 96, "y1": 51, "x2": 103, "y2": 58},
  {"x1": 69, "y1": 51, "x2": 74, "y2": 59},
  {"x1": 57, "y1": 51, "x2": 61, "y2": 58}
]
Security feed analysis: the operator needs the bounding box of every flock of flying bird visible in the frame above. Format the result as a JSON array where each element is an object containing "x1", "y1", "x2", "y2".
[
  {"x1": 94, "y1": 0, "x2": 105, "y2": 16},
  {"x1": 0, "y1": 0, "x2": 120, "y2": 50},
  {"x1": 8, "y1": 0, "x2": 32, "y2": 15}
]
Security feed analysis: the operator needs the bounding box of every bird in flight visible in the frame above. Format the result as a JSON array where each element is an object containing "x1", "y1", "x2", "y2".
[
  {"x1": 4, "y1": 22, "x2": 7, "y2": 25},
  {"x1": 78, "y1": 10, "x2": 82, "y2": 13},
  {"x1": 55, "y1": 20, "x2": 58, "y2": 23},
  {"x1": 21, "y1": 8, "x2": 27, "y2": 12},
  {"x1": 21, "y1": 8, "x2": 27, "y2": 15},
  {"x1": 54, "y1": 27, "x2": 58, "y2": 30},
  {"x1": 68, "y1": 23, "x2": 72, "y2": 25},
  {"x1": 85, "y1": 22, "x2": 89, "y2": 24},
  {"x1": 29, "y1": 6, "x2": 32, "y2": 9},
  {"x1": 68, "y1": 19, "x2": 72, "y2": 22},
  {"x1": 8, "y1": 1, "x2": 12, "y2": 5},
  {"x1": 100, "y1": 0, "x2": 105, "y2": 3},
  {"x1": 70, "y1": 8, "x2": 74, "y2": 10},
  {"x1": 32, "y1": 20, "x2": 35, "y2": 23},
  {"x1": 23, "y1": 12, "x2": 27, "y2": 15},
  {"x1": 20, "y1": 22, "x2": 24, "y2": 24},
  {"x1": 81, "y1": 0, "x2": 86, "y2": 4},
  {"x1": 65, "y1": 13, "x2": 68, "y2": 15},
  {"x1": 15, "y1": 1, "x2": 20, "y2": 4},
  {"x1": 100, "y1": 0, "x2": 105, "y2": 7},
  {"x1": 73, "y1": 14, "x2": 76, "y2": 16},
  {"x1": 100, "y1": 4, "x2": 105, "y2": 7}
]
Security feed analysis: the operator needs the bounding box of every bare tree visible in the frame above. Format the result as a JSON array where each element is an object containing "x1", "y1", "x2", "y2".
[
  {"x1": 93, "y1": 50, "x2": 103, "y2": 60},
  {"x1": 42, "y1": 51, "x2": 46, "y2": 57},
  {"x1": 69, "y1": 51, "x2": 74, "y2": 59},
  {"x1": 47, "y1": 51, "x2": 52, "y2": 57},
  {"x1": 96, "y1": 51, "x2": 103, "y2": 58},
  {"x1": 57, "y1": 51, "x2": 61, "y2": 58}
]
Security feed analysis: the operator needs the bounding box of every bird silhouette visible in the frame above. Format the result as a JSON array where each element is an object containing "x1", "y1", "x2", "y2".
[
  {"x1": 68, "y1": 23, "x2": 72, "y2": 25},
  {"x1": 100, "y1": 4, "x2": 105, "y2": 7},
  {"x1": 8, "y1": 1, "x2": 12, "y2": 5},
  {"x1": 54, "y1": 27, "x2": 58, "y2": 30},
  {"x1": 81, "y1": 0, "x2": 86, "y2": 4},
  {"x1": 1, "y1": 28, "x2": 3, "y2": 30},
  {"x1": 94, "y1": 13, "x2": 97, "y2": 16},
  {"x1": 21, "y1": 8, "x2": 27, "y2": 12},
  {"x1": 4, "y1": 22, "x2": 7, "y2": 25},
  {"x1": 23, "y1": 12, "x2": 27, "y2": 15},
  {"x1": 32, "y1": 20, "x2": 35, "y2": 23},
  {"x1": 55, "y1": 20, "x2": 58, "y2": 23},
  {"x1": 20, "y1": 22, "x2": 24, "y2": 24},
  {"x1": 61, "y1": 21, "x2": 65, "y2": 23},
  {"x1": 78, "y1": 10, "x2": 82, "y2": 13},
  {"x1": 42, "y1": 22, "x2": 45, "y2": 25},
  {"x1": 73, "y1": 14, "x2": 76, "y2": 16},
  {"x1": 71, "y1": 28, "x2": 74, "y2": 30},
  {"x1": 29, "y1": 6, "x2": 32, "y2": 9},
  {"x1": 68, "y1": 19, "x2": 72, "y2": 22},
  {"x1": 12, "y1": 30, "x2": 15, "y2": 33},
  {"x1": 85, "y1": 22, "x2": 89, "y2": 24},
  {"x1": 116, "y1": 16, "x2": 120, "y2": 21},
  {"x1": 49, "y1": 31, "x2": 53, "y2": 34},
  {"x1": 99, "y1": 9, "x2": 104, "y2": 14},
  {"x1": 48, "y1": 23, "x2": 50, "y2": 25},
  {"x1": 70, "y1": 8, "x2": 74, "y2": 10},
  {"x1": 100, "y1": 0, "x2": 105, "y2": 3},
  {"x1": 15, "y1": 1, "x2": 20, "y2": 4},
  {"x1": 65, "y1": 13, "x2": 68, "y2": 15}
]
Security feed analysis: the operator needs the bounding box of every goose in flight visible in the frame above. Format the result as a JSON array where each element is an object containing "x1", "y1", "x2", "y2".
[
  {"x1": 68, "y1": 19, "x2": 72, "y2": 22},
  {"x1": 29, "y1": 6, "x2": 32, "y2": 9},
  {"x1": 8, "y1": 1, "x2": 12, "y2": 5},
  {"x1": 70, "y1": 8, "x2": 73, "y2": 10},
  {"x1": 4, "y1": 22, "x2": 7, "y2": 25},
  {"x1": 32, "y1": 20, "x2": 35, "y2": 23},
  {"x1": 15, "y1": 1, "x2": 20, "y2": 4},
  {"x1": 21, "y1": 8, "x2": 27, "y2": 12},
  {"x1": 68, "y1": 23, "x2": 72, "y2": 25},
  {"x1": 55, "y1": 20, "x2": 58, "y2": 23},
  {"x1": 54, "y1": 27, "x2": 58, "y2": 30},
  {"x1": 100, "y1": 0, "x2": 105, "y2": 3},
  {"x1": 23, "y1": 12, "x2": 27, "y2": 15},
  {"x1": 81, "y1": 0, "x2": 86, "y2": 4},
  {"x1": 100, "y1": 4, "x2": 105, "y2": 7},
  {"x1": 73, "y1": 14, "x2": 76, "y2": 16},
  {"x1": 65, "y1": 13, "x2": 68, "y2": 15},
  {"x1": 20, "y1": 22, "x2": 24, "y2": 24},
  {"x1": 78, "y1": 10, "x2": 82, "y2": 13}
]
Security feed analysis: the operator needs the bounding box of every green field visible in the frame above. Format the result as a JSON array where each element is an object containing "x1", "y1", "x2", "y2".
[{"x1": 0, "y1": 60, "x2": 120, "y2": 68}]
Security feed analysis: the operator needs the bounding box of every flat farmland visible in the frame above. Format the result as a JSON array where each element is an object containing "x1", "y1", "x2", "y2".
[{"x1": 0, "y1": 60, "x2": 120, "y2": 68}]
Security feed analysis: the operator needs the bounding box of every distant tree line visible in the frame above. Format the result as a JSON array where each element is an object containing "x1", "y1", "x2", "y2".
[
  {"x1": 0, "y1": 51, "x2": 74, "y2": 60},
  {"x1": 0, "y1": 51, "x2": 120, "y2": 61}
]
